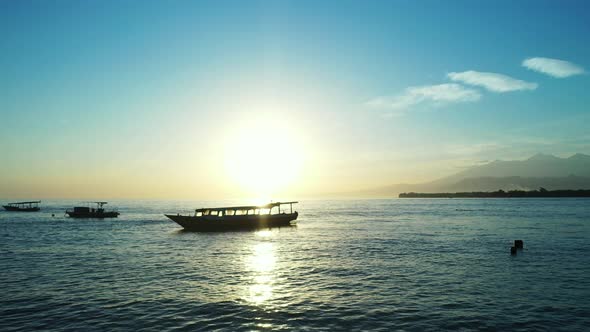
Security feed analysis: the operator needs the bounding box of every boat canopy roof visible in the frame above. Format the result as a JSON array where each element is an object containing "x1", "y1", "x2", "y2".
[
  {"x1": 196, "y1": 201, "x2": 298, "y2": 212},
  {"x1": 8, "y1": 201, "x2": 41, "y2": 205}
]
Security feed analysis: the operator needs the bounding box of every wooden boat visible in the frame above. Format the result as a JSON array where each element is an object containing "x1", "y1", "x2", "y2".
[
  {"x1": 66, "y1": 202, "x2": 119, "y2": 218},
  {"x1": 2, "y1": 201, "x2": 41, "y2": 212},
  {"x1": 165, "y1": 201, "x2": 298, "y2": 231}
]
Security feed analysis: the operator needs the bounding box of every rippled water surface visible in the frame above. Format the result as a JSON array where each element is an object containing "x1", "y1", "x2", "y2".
[{"x1": 1, "y1": 199, "x2": 590, "y2": 331}]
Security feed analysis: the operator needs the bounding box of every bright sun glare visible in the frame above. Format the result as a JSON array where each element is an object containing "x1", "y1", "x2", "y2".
[{"x1": 224, "y1": 116, "x2": 304, "y2": 198}]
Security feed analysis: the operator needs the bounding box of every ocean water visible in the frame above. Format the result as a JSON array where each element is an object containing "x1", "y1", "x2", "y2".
[{"x1": 1, "y1": 199, "x2": 589, "y2": 331}]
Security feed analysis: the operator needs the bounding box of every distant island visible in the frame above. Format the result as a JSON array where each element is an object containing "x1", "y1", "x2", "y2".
[
  {"x1": 399, "y1": 188, "x2": 590, "y2": 198},
  {"x1": 349, "y1": 153, "x2": 590, "y2": 198}
]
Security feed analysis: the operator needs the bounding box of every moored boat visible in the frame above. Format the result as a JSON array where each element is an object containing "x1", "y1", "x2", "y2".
[
  {"x1": 2, "y1": 201, "x2": 41, "y2": 212},
  {"x1": 66, "y1": 202, "x2": 120, "y2": 218},
  {"x1": 165, "y1": 201, "x2": 298, "y2": 231}
]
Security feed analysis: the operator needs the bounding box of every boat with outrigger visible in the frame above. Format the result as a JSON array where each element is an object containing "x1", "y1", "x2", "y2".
[
  {"x1": 165, "y1": 201, "x2": 299, "y2": 231},
  {"x1": 66, "y1": 202, "x2": 120, "y2": 218},
  {"x1": 3, "y1": 201, "x2": 41, "y2": 212}
]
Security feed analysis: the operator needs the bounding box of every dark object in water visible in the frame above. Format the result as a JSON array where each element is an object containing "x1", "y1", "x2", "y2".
[
  {"x1": 514, "y1": 240, "x2": 524, "y2": 249},
  {"x1": 3, "y1": 201, "x2": 41, "y2": 212},
  {"x1": 510, "y1": 246, "x2": 517, "y2": 255},
  {"x1": 165, "y1": 201, "x2": 298, "y2": 232},
  {"x1": 66, "y1": 202, "x2": 119, "y2": 218}
]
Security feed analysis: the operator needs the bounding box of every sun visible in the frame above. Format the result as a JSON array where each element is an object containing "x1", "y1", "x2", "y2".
[{"x1": 223, "y1": 116, "x2": 304, "y2": 198}]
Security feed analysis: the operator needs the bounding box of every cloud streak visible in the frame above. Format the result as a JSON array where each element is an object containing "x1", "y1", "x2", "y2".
[
  {"x1": 367, "y1": 83, "x2": 481, "y2": 113},
  {"x1": 448, "y1": 71, "x2": 537, "y2": 92},
  {"x1": 522, "y1": 57, "x2": 585, "y2": 78}
]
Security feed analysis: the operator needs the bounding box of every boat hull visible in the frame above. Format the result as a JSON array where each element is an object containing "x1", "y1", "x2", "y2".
[
  {"x1": 3, "y1": 206, "x2": 40, "y2": 212},
  {"x1": 165, "y1": 212, "x2": 298, "y2": 232},
  {"x1": 66, "y1": 211, "x2": 120, "y2": 218}
]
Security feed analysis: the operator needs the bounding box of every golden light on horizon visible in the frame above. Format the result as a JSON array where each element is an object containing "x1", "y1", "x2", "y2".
[{"x1": 223, "y1": 116, "x2": 304, "y2": 198}]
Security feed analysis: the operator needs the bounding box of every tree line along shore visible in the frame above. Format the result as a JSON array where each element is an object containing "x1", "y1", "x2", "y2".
[{"x1": 399, "y1": 188, "x2": 590, "y2": 198}]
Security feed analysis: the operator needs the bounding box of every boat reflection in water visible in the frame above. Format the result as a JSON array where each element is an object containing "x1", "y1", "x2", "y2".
[{"x1": 165, "y1": 201, "x2": 298, "y2": 232}]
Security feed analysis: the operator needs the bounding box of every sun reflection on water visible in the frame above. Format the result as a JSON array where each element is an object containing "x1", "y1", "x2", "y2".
[
  {"x1": 256, "y1": 230, "x2": 273, "y2": 238},
  {"x1": 244, "y1": 232, "x2": 277, "y2": 305}
]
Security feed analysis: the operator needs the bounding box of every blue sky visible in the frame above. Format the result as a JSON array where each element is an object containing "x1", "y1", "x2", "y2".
[{"x1": 1, "y1": 1, "x2": 589, "y2": 198}]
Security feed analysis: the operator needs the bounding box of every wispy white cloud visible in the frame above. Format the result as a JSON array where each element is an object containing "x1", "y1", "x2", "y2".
[
  {"x1": 522, "y1": 57, "x2": 585, "y2": 78},
  {"x1": 447, "y1": 71, "x2": 538, "y2": 92},
  {"x1": 366, "y1": 83, "x2": 481, "y2": 113}
]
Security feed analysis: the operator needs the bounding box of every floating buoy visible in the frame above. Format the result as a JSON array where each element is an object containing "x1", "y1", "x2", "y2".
[
  {"x1": 510, "y1": 246, "x2": 517, "y2": 255},
  {"x1": 51, "y1": 214, "x2": 55, "y2": 217},
  {"x1": 514, "y1": 240, "x2": 524, "y2": 249}
]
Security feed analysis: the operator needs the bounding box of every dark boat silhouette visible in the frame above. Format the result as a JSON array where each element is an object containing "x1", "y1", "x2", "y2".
[
  {"x1": 165, "y1": 201, "x2": 298, "y2": 231},
  {"x1": 3, "y1": 201, "x2": 41, "y2": 212},
  {"x1": 66, "y1": 202, "x2": 120, "y2": 218}
]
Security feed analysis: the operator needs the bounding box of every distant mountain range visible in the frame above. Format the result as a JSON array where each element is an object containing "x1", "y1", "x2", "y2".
[{"x1": 362, "y1": 153, "x2": 590, "y2": 197}]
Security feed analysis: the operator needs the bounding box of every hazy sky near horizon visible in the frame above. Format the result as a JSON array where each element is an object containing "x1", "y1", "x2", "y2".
[{"x1": 1, "y1": 1, "x2": 589, "y2": 199}]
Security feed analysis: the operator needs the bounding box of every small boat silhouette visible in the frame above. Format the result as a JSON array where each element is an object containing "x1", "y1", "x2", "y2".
[
  {"x1": 2, "y1": 201, "x2": 41, "y2": 212},
  {"x1": 66, "y1": 202, "x2": 120, "y2": 218}
]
